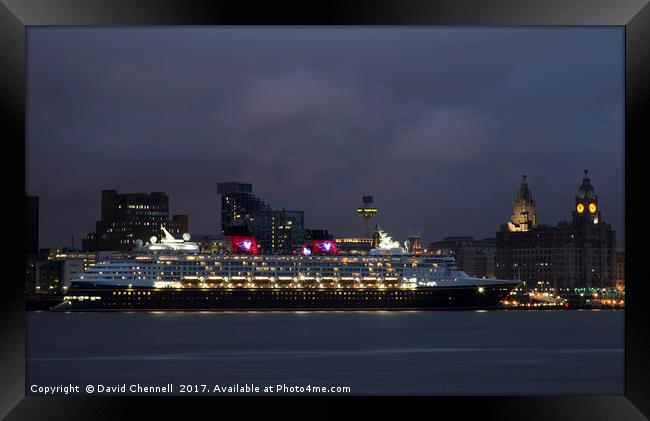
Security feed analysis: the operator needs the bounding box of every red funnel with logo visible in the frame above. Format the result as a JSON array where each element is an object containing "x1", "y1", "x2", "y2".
[
  {"x1": 231, "y1": 236, "x2": 259, "y2": 254},
  {"x1": 310, "y1": 239, "x2": 337, "y2": 255}
]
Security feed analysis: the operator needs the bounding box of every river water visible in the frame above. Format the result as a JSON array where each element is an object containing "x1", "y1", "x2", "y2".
[{"x1": 26, "y1": 310, "x2": 623, "y2": 395}]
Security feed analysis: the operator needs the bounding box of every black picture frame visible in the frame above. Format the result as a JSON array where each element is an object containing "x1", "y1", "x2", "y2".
[{"x1": 2, "y1": 1, "x2": 649, "y2": 419}]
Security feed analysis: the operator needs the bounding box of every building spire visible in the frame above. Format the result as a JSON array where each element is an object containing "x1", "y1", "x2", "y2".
[
  {"x1": 508, "y1": 174, "x2": 537, "y2": 232},
  {"x1": 577, "y1": 171, "x2": 596, "y2": 199},
  {"x1": 583, "y1": 169, "x2": 588, "y2": 177}
]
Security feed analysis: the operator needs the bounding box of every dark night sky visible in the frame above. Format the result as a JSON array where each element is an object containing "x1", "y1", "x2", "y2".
[{"x1": 27, "y1": 27, "x2": 624, "y2": 249}]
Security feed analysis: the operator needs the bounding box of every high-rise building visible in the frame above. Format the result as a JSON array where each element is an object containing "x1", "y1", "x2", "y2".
[
  {"x1": 29, "y1": 259, "x2": 63, "y2": 294},
  {"x1": 82, "y1": 190, "x2": 188, "y2": 251},
  {"x1": 218, "y1": 182, "x2": 270, "y2": 233},
  {"x1": 272, "y1": 209, "x2": 305, "y2": 254},
  {"x1": 507, "y1": 175, "x2": 537, "y2": 232},
  {"x1": 496, "y1": 171, "x2": 616, "y2": 290},
  {"x1": 217, "y1": 182, "x2": 304, "y2": 254},
  {"x1": 25, "y1": 257, "x2": 39, "y2": 295},
  {"x1": 429, "y1": 236, "x2": 496, "y2": 278},
  {"x1": 25, "y1": 196, "x2": 39, "y2": 255}
]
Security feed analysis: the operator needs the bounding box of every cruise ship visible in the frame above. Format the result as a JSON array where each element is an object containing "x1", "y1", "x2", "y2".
[{"x1": 52, "y1": 226, "x2": 520, "y2": 311}]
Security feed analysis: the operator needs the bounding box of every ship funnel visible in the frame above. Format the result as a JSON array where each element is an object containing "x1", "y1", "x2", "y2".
[{"x1": 224, "y1": 224, "x2": 259, "y2": 254}]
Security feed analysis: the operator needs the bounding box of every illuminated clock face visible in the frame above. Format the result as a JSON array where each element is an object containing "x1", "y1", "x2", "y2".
[
  {"x1": 589, "y1": 203, "x2": 597, "y2": 213},
  {"x1": 576, "y1": 203, "x2": 585, "y2": 214}
]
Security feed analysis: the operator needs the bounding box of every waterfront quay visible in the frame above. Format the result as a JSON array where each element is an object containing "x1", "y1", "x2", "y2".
[{"x1": 502, "y1": 286, "x2": 624, "y2": 310}]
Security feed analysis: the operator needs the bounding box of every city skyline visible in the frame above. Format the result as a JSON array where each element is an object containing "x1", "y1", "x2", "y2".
[{"x1": 27, "y1": 27, "x2": 624, "y2": 249}]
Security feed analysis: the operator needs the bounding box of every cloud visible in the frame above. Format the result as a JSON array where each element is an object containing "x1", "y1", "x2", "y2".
[
  {"x1": 395, "y1": 107, "x2": 491, "y2": 163},
  {"x1": 27, "y1": 27, "x2": 624, "y2": 248}
]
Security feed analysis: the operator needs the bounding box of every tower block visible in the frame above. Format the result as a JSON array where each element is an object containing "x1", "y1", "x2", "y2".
[{"x1": 356, "y1": 195, "x2": 378, "y2": 238}]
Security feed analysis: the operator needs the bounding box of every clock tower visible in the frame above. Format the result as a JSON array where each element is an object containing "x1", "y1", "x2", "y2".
[{"x1": 573, "y1": 169, "x2": 600, "y2": 225}]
